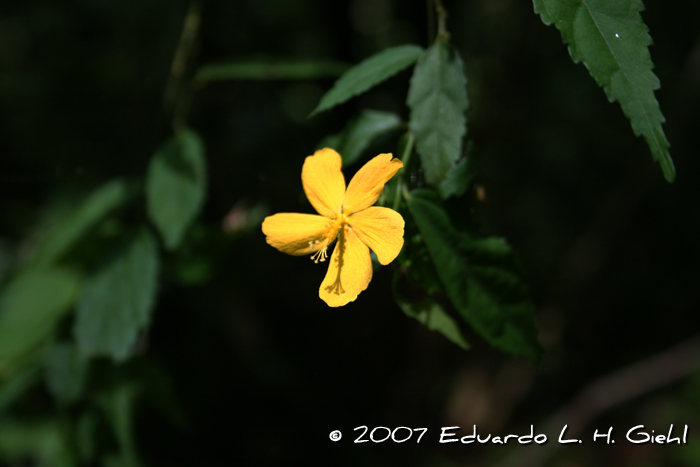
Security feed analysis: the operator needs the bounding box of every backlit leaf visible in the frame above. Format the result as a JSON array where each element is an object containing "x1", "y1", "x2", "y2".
[
  {"x1": 147, "y1": 128, "x2": 207, "y2": 250},
  {"x1": 74, "y1": 228, "x2": 159, "y2": 361},
  {"x1": 310, "y1": 45, "x2": 423, "y2": 116},
  {"x1": 407, "y1": 42, "x2": 469, "y2": 186},
  {"x1": 406, "y1": 189, "x2": 540, "y2": 360},
  {"x1": 533, "y1": 0, "x2": 675, "y2": 182}
]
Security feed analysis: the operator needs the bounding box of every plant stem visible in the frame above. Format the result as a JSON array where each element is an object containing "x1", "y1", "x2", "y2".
[
  {"x1": 164, "y1": 0, "x2": 202, "y2": 132},
  {"x1": 433, "y1": 0, "x2": 450, "y2": 43},
  {"x1": 393, "y1": 132, "x2": 415, "y2": 211}
]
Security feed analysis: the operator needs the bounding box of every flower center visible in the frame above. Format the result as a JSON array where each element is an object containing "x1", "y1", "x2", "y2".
[{"x1": 309, "y1": 213, "x2": 349, "y2": 263}]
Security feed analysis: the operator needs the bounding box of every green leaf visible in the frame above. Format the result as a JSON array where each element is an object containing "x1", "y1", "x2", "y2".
[
  {"x1": 532, "y1": 0, "x2": 675, "y2": 182},
  {"x1": 97, "y1": 383, "x2": 141, "y2": 467},
  {"x1": 74, "y1": 228, "x2": 159, "y2": 361},
  {"x1": 0, "y1": 365, "x2": 40, "y2": 414},
  {"x1": 400, "y1": 299, "x2": 470, "y2": 350},
  {"x1": 147, "y1": 128, "x2": 207, "y2": 250},
  {"x1": 195, "y1": 60, "x2": 348, "y2": 82},
  {"x1": 317, "y1": 133, "x2": 343, "y2": 154},
  {"x1": 407, "y1": 42, "x2": 469, "y2": 186},
  {"x1": 43, "y1": 341, "x2": 88, "y2": 405},
  {"x1": 76, "y1": 410, "x2": 99, "y2": 463},
  {"x1": 129, "y1": 359, "x2": 187, "y2": 429},
  {"x1": 0, "y1": 268, "x2": 81, "y2": 377},
  {"x1": 0, "y1": 418, "x2": 76, "y2": 467},
  {"x1": 406, "y1": 189, "x2": 541, "y2": 360},
  {"x1": 394, "y1": 208, "x2": 468, "y2": 350},
  {"x1": 317, "y1": 110, "x2": 403, "y2": 166},
  {"x1": 437, "y1": 153, "x2": 476, "y2": 200},
  {"x1": 310, "y1": 44, "x2": 424, "y2": 116},
  {"x1": 33, "y1": 179, "x2": 133, "y2": 266},
  {"x1": 394, "y1": 272, "x2": 469, "y2": 350}
]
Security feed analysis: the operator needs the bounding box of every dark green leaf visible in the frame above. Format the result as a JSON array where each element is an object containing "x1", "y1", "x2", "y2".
[
  {"x1": 310, "y1": 45, "x2": 424, "y2": 116},
  {"x1": 97, "y1": 383, "x2": 140, "y2": 467},
  {"x1": 33, "y1": 179, "x2": 133, "y2": 266},
  {"x1": 74, "y1": 228, "x2": 159, "y2": 361},
  {"x1": 147, "y1": 128, "x2": 207, "y2": 250},
  {"x1": 102, "y1": 453, "x2": 140, "y2": 467},
  {"x1": 394, "y1": 272, "x2": 469, "y2": 350},
  {"x1": 437, "y1": 154, "x2": 475, "y2": 200},
  {"x1": 0, "y1": 366, "x2": 40, "y2": 415},
  {"x1": 393, "y1": 210, "x2": 468, "y2": 350},
  {"x1": 130, "y1": 359, "x2": 187, "y2": 429},
  {"x1": 43, "y1": 341, "x2": 88, "y2": 405},
  {"x1": 532, "y1": 0, "x2": 675, "y2": 182},
  {"x1": 317, "y1": 134, "x2": 343, "y2": 154},
  {"x1": 0, "y1": 268, "x2": 81, "y2": 377},
  {"x1": 317, "y1": 110, "x2": 403, "y2": 166},
  {"x1": 399, "y1": 299, "x2": 470, "y2": 350},
  {"x1": 0, "y1": 418, "x2": 76, "y2": 467},
  {"x1": 407, "y1": 42, "x2": 469, "y2": 186},
  {"x1": 406, "y1": 189, "x2": 541, "y2": 360},
  {"x1": 195, "y1": 60, "x2": 348, "y2": 82},
  {"x1": 397, "y1": 212, "x2": 446, "y2": 297},
  {"x1": 76, "y1": 410, "x2": 99, "y2": 463}
]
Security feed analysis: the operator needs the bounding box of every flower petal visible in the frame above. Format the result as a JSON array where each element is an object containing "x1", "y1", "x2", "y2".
[
  {"x1": 349, "y1": 206, "x2": 404, "y2": 265},
  {"x1": 343, "y1": 153, "x2": 403, "y2": 215},
  {"x1": 262, "y1": 213, "x2": 329, "y2": 256},
  {"x1": 319, "y1": 227, "x2": 372, "y2": 307},
  {"x1": 301, "y1": 148, "x2": 346, "y2": 218}
]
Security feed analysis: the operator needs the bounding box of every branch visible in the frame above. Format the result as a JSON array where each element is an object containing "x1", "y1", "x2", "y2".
[
  {"x1": 497, "y1": 333, "x2": 700, "y2": 467},
  {"x1": 432, "y1": 0, "x2": 450, "y2": 43},
  {"x1": 164, "y1": 0, "x2": 202, "y2": 131}
]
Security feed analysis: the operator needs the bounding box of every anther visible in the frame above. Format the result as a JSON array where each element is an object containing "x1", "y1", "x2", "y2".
[{"x1": 310, "y1": 246, "x2": 328, "y2": 263}]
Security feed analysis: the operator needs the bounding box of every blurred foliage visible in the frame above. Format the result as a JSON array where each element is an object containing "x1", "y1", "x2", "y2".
[{"x1": 0, "y1": 0, "x2": 699, "y2": 466}]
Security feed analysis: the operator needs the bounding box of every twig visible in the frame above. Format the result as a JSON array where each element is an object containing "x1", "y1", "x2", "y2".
[
  {"x1": 433, "y1": 0, "x2": 450, "y2": 42},
  {"x1": 497, "y1": 333, "x2": 700, "y2": 467},
  {"x1": 546, "y1": 162, "x2": 657, "y2": 304},
  {"x1": 164, "y1": 0, "x2": 202, "y2": 131}
]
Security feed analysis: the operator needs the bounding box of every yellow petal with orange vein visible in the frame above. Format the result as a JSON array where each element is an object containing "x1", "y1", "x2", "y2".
[
  {"x1": 349, "y1": 206, "x2": 404, "y2": 265},
  {"x1": 301, "y1": 148, "x2": 346, "y2": 218},
  {"x1": 262, "y1": 213, "x2": 329, "y2": 256},
  {"x1": 342, "y1": 153, "x2": 402, "y2": 215},
  {"x1": 319, "y1": 227, "x2": 372, "y2": 307}
]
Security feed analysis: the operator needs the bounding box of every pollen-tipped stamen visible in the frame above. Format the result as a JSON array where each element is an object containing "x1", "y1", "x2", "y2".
[
  {"x1": 310, "y1": 245, "x2": 328, "y2": 263},
  {"x1": 308, "y1": 214, "x2": 349, "y2": 264}
]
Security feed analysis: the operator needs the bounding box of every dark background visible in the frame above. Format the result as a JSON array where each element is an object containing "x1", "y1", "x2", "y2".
[{"x1": 1, "y1": 0, "x2": 700, "y2": 466}]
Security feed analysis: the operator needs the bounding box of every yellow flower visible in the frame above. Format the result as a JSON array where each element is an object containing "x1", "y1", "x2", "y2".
[{"x1": 262, "y1": 148, "x2": 405, "y2": 307}]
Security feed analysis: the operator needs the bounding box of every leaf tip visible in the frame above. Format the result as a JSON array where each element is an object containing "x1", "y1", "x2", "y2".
[{"x1": 661, "y1": 155, "x2": 676, "y2": 183}]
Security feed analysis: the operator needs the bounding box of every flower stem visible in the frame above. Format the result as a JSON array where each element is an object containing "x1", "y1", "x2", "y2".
[{"x1": 393, "y1": 132, "x2": 415, "y2": 211}]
